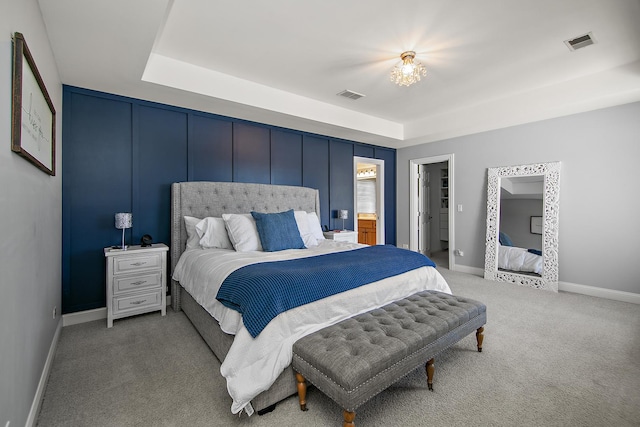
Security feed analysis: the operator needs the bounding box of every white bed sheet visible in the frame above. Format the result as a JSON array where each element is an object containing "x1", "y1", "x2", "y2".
[
  {"x1": 498, "y1": 244, "x2": 543, "y2": 274},
  {"x1": 172, "y1": 241, "x2": 451, "y2": 414}
]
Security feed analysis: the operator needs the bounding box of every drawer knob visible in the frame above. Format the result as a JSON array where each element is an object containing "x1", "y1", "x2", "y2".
[
  {"x1": 131, "y1": 262, "x2": 147, "y2": 266},
  {"x1": 130, "y1": 300, "x2": 146, "y2": 305},
  {"x1": 131, "y1": 280, "x2": 147, "y2": 286}
]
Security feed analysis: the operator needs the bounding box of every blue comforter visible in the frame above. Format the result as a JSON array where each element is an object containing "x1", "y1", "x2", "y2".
[{"x1": 216, "y1": 245, "x2": 436, "y2": 337}]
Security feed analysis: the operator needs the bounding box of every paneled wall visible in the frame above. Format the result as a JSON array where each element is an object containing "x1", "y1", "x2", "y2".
[{"x1": 62, "y1": 86, "x2": 396, "y2": 314}]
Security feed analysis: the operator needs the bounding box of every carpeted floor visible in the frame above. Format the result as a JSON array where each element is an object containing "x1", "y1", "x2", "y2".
[{"x1": 37, "y1": 267, "x2": 640, "y2": 426}]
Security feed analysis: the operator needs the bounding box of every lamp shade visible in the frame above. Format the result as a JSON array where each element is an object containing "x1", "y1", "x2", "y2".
[
  {"x1": 115, "y1": 213, "x2": 132, "y2": 229},
  {"x1": 339, "y1": 210, "x2": 349, "y2": 220}
]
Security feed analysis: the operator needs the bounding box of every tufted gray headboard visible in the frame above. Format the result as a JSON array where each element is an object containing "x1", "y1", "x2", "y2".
[{"x1": 170, "y1": 181, "x2": 321, "y2": 310}]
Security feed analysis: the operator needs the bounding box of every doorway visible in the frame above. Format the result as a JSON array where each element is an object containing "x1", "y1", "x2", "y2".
[
  {"x1": 410, "y1": 154, "x2": 454, "y2": 269},
  {"x1": 353, "y1": 157, "x2": 385, "y2": 245}
]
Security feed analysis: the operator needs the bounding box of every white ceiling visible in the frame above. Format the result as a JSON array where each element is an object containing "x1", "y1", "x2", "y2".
[
  {"x1": 501, "y1": 176, "x2": 544, "y2": 199},
  {"x1": 38, "y1": 0, "x2": 640, "y2": 148}
]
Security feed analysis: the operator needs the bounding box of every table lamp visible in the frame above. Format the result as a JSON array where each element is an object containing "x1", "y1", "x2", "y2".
[
  {"x1": 339, "y1": 210, "x2": 348, "y2": 231},
  {"x1": 115, "y1": 213, "x2": 132, "y2": 250}
]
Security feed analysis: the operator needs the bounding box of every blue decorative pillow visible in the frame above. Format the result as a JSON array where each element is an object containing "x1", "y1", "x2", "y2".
[
  {"x1": 251, "y1": 209, "x2": 306, "y2": 252},
  {"x1": 499, "y1": 231, "x2": 514, "y2": 247}
]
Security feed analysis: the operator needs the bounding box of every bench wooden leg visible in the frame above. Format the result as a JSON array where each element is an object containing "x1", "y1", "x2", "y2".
[
  {"x1": 476, "y1": 326, "x2": 484, "y2": 352},
  {"x1": 425, "y1": 357, "x2": 435, "y2": 391},
  {"x1": 295, "y1": 372, "x2": 308, "y2": 411},
  {"x1": 343, "y1": 410, "x2": 355, "y2": 427}
]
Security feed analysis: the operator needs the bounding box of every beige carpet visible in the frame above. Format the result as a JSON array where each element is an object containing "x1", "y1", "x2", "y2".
[{"x1": 37, "y1": 267, "x2": 640, "y2": 426}]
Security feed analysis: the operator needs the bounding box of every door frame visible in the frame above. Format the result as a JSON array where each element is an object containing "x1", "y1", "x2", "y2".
[
  {"x1": 353, "y1": 156, "x2": 385, "y2": 244},
  {"x1": 409, "y1": 154, "x2": 454, "y2": 269}
]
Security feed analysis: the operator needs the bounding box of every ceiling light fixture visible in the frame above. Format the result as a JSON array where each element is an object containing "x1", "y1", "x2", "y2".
[{"x1": 390, "y1": 51, "x2": 426, "y2": 87}]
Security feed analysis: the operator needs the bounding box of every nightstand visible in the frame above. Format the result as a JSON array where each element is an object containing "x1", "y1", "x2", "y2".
[
  {"x1": 104, "y1": 243, "x2": 169, "y2": 328},
  {"x1": 323, "y1": 230, "x2": 358, "y2": 243}
]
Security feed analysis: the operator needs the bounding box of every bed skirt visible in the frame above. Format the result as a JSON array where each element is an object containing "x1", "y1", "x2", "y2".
[{"x1": 178, "y1": 285, "x2": 298, "y2": 412}]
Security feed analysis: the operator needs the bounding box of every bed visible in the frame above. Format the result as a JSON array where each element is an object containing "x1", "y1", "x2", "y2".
[
  {"x1": 170, "y1": 181, "x2": 451, "y2": 415},
  {"x1": 497, "y1": 243, "x2": 543, "y2": 275}
]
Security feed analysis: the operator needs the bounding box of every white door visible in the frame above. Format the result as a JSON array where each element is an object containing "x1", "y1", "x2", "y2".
[{"x1": 417, "y1": 165, "x2": 431, "y2": 256}]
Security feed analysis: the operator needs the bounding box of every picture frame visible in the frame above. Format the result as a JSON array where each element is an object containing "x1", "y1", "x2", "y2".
[
  {"x1": 11, "y1": 32, "x2": 56, "y2": 176},
  {"x1": 530, "y1": 216, "x2": 543, "y2": 234}
]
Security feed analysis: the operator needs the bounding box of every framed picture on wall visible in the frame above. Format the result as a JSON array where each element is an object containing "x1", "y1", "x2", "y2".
[
  {"x1": 11, "y1": 32, "x2": 56, "y2": 176},
  {"x1": 530, "y1": 216, "x2": 543, "y2": 234}
]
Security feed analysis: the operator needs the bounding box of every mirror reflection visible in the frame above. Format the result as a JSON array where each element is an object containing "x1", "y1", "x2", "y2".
[
  {"x1": 484, "y1": 161, "x2": 561, "y2": 292},
  {"x1": 498, "y1": 176, "x2": 543, "y2": 277}
]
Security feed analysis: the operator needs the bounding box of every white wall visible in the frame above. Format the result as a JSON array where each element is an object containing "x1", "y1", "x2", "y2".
[
  {"x1": 397, "y1": 101, "x2": 640, "y2": 295},
  {"x1": 0, "y1": 1, "x2": 63, "y2": 425}
]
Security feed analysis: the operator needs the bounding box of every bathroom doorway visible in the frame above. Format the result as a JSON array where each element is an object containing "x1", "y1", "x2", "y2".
[{"x1": 353, "y1": 157, "x2": 385, "y2": 245}]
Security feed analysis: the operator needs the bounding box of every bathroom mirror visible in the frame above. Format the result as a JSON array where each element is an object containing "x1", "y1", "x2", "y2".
[{"x1": 484, "y1": 162, "x2": 561, "y2": 291}]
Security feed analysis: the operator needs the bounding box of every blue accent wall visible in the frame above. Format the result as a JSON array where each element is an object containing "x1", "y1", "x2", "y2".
[
  {"x1": 62, "y1": 85, "x2": 396, "y2": 314},
  {"x1": 271, "y1": 130, "x2": 303, "y2": 186},
  {"x1": 302, "y1": 135, "x2": 330, "y2": 227},
  {"x1": 330, "y1": 140, "x2": 355, "y2": 230},
  {"x1": 189, "y1": 114, "x2": 233, "y2": 181},
  {"x1": 233, "y1": 123, "x2": 271, "y2": 184}
]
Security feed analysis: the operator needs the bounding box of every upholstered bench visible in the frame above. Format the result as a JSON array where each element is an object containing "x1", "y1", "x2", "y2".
[{"x1": 291, "y1": 290, "x2": 486, "y2": 427}]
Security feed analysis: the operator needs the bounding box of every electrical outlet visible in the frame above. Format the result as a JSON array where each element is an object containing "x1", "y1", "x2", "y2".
[
  {"x1": 53, "y1": 306, "x2": 57, "y2": 319},
  {"x1": 402, "y1": 244, "x2": 409, "y2": 249}
]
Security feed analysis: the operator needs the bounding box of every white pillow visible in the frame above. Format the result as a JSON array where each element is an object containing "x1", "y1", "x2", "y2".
[
  {"x1": 306, "y1": 212, "x2": 325, "y2": 241},
  {"x1": 195, "y1": 217, "x2": 233, "y2": 249},
  {"x1": 222, "y1": 213, "x2": 263, "y2": 252},
  {"x1": 184, "y1": 216, "x2": 202, "y2": 249},
  {"x1": 294, "y1": 211, "x2": 318, "y2": 247}
]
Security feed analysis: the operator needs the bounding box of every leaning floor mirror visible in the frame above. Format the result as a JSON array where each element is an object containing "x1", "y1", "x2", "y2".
[{"x1": 484, "y1": 161, "x2": 561, "y2": 291}]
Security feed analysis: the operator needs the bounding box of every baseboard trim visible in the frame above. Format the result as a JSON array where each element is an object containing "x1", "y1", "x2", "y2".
[
  {"x1": 62, "y1": 307, "x2": 106, "y2": 326},
  {"x1": 62, "y1": 296, "x2": 172, "y2": 326},
  {"x1": 449, "y1": 266, "x2": 639, "y2": 304},
  {"x1": 26, "y1": 318, "x2": 62, "y2": 427},
  {"x1": 559, "y1": 281, "x2": 640, "y2": 304},
  {"x1": 452, "y1": 264, "x2": 484, "y2": 276}
]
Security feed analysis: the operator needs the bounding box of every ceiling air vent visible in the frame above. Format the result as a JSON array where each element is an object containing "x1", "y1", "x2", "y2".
[
  {"x1": 564, "y1": 32, "x2": 596, "y2": 51},
  {"x1": 337, "y1": 89, "x2": 365, "y2": 100}
]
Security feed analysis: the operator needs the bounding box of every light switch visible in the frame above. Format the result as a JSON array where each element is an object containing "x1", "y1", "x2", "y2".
[{"x1": 457, "y1": 204, "x2": 463, "y2": 212}]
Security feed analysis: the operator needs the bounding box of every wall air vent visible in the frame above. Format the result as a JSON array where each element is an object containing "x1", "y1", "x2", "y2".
[
  {"x1": 564, "y1": 32, "x2": 596, "y2": 51},
  {"x1": 337, "y1": 89, "x2": 366, "y2": 100}
]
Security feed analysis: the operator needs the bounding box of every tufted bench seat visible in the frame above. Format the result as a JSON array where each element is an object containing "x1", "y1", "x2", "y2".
[{"x1": 291, "y1": 290, "x2": 486, "y2": 426}]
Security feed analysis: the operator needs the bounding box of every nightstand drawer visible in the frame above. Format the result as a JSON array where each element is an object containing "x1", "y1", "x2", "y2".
[
  {"x1": 113, "y1": 290, "x2": 162, "y2": 315},
  {"x1": 113, "y1": 253, "x2": 161, "y2": 274},
  {"x1": 113, "y1": 272, "x2": 161, "y2": 294}
]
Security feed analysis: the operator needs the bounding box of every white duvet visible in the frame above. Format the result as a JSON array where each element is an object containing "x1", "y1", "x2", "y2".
[
  {"x1": 172, "y1": 241, "x2": 451, "y2": 414},
  {"x1": 498, "y1": 244, "x2": 543, "y2": 275}
]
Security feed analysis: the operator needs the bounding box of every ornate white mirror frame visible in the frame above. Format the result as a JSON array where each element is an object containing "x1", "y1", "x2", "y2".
[{"x1": 484, "y1": 161, "x2": 561, "y2": 291}]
